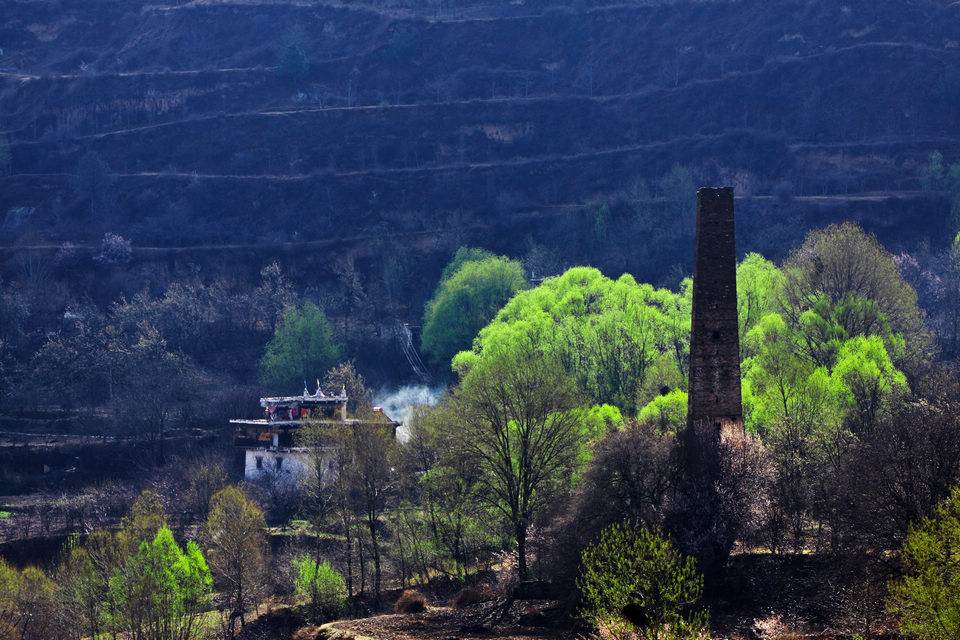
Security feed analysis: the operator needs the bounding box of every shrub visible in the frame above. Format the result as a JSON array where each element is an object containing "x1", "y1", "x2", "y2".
[
  {"x1": 394, "y1": 589, "x2": 427, "y2": 613},
  {"x1": 94, "y1": 232, "x2": 132, "y2": 265},
  {"x1": 294, "y1": 557, "x2": 347, "y2": 622},
  {"x1": 453, "y1": 585, "x2": 496, "y2": 608},
  {"x1": 887, "y1": 486, "x2": 960, "y2": 640},
  {"x1": 577, "y1": 522, "x2": 707, "y2": 640}
]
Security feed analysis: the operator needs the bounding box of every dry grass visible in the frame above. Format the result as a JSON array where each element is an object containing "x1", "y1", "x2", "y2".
[
  {"x1": 395, "y1": 589, "x2": 428, "y2": 614},
  {"x1": 453, "y1": 585, "x2": 496, "y2": 608}
]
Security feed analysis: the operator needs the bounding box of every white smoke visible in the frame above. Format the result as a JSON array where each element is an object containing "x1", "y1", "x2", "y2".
[{"x1": 373, "y1": 384, "x2": 445, "y2": 440}]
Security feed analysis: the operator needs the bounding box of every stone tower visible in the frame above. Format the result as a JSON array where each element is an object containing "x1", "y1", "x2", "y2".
[{"x1": 686, "y1": 187, "x2": 743, "y2": 463}]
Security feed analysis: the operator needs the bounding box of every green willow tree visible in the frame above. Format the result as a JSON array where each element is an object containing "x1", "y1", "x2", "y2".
[
  {"x1": 401, "y1": 401, "x2": 498, "y2": 579},
  {"x1": 421, "y1": 250, "x2": 528, "y2": 373},
  {"x1": 108, "y1": 527, "x2": 212, "y2": 640},
  {"x1": 780, "y1": 222, "x2": 934, "y2": 366},
  {"x1": 453, "y1": 266, "x2": 690, "y2": 414},
  {"x1": 259, "y1": 302, "x2": 341, "y2": 391},
  {"x1": 739, "y1": 309, "x2": 908, "y2": 552}
]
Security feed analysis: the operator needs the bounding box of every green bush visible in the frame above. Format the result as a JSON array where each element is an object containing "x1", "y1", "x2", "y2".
[
  {"x1": 259, "y1": 302, "x2": 342, "y2": 391},
  {"x1": 577, "y1": 522, "x2": 707, "y2": 640},
  {"x1": 421, "y1": 251, "x2": 527, "y2": 373},
  {"x1": 294, "y1": 557, "x2": 347, "y2": 622},
  {"x1": 888, "y1": 486, "x2": 960, "y2": 640}
]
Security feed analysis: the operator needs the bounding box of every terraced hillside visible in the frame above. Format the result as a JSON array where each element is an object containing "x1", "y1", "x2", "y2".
[{"x1": 1, "y1": 0, "x2": 959, "y2": 297}]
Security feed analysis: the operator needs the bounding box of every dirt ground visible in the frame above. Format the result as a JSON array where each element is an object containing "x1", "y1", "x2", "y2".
[{"x1": 312, "y1": 600, "x2": 574, "y2": 640}]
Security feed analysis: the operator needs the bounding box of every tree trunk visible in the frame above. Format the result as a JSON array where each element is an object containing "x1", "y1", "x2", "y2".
[
  {"x1": 358, "y1": 534, "x2": 366, "y2": 596},
  {"x1": 368, "y1": 509, "x2": 381, "y2": 600},
  {"x1": 344, "y1": 516, "x2": 354, "y2": 597},
  {"x1": 516, "y1": 524, "x2": 528, "y2": 583}
]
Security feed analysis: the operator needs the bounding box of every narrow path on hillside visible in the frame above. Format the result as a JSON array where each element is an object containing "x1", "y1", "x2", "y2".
[
  {"x1": 4, "y1": 134, "x2": 775, "y2": 182},
  {"x1": 7, "y1": 40, "x2": 956, "y2": 146},
  {"x1": 0, "y1": 192, "x2": 935, "y2": 252},
  {"x1": 7, "y1": 123, "x2": 959, "y2": 183}
]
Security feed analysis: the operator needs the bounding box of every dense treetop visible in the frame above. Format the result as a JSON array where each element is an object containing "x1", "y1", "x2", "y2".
[
  {"x1": 421, "y1": 249, "x2": 528, "y2": 373},
  {"x1": 453, "y1": 266, "x2": 691, "y2": 414}
]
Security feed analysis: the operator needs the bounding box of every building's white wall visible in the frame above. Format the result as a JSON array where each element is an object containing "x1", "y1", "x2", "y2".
[{"x1": 243, "y1": 448, "x2": 336, "y2": 486}]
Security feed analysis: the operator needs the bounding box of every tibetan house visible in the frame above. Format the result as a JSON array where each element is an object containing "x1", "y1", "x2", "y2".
[{"x1": 231, "y1": 383, "x2": 399, "y2": 484}]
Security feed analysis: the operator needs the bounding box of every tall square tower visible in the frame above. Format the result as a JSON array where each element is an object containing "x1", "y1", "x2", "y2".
[{"x1": 686, "y1": 187, "x2": 743, "y2": 455}]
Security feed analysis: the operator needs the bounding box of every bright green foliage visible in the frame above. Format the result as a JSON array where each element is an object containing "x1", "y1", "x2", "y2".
[
  {"x1": 736, "y1": 252, "x2": 784, "y2": 351},
  {"x1": 109, "y1": 526, "x2": 212, "y2": 640},
  {"x1": 569, "y1": 404, "x2": 626, "y2": 472},
  {"x1": 578, "y1": 522, "x2": 707, "y2": 640},
  {"x1": 58, "y1": 536, "x2": 108, "y2": 640},
  {"x1": 781, "y1": 222, "x2": 933, "y2": 365},
  {"x1": 421, "y1": 252, "x2": 527, "y2": 371},
  {"x1": 401, "y1": 402, "x2": 499, "y2": 580},
  {"x1": 741, "y1": 311, "x2": 908, "y2": 551},
  {"x1": 741, "y1": 312, "x2": 907, "y2": 438},
  {"x1": 259, "y1": 302, "x2": 342, "y2": 391},
  {"x1": 293, "y1": 557, "x2": 347, "y2": 622},
  {"x1": 888, "y1": 486, "x2": 960, "y2": 640},
  {"x1": 453, "y1": 267, "x2": 691, "y2": 414},
  {"x1": 829, "y1": 335, "x2": 908, "y2": 432},
  {"x1": 438, "y1": 246, "x2": 496, "y2": 284},
  {"x1": 0, "y1": 557, "x2": 22, "y2": 637},
  {"x1": 576, "y1": 403, "x2": 625, "y2": 440},
  {"x1": 0, "y1": 561, "x2": 58, "y2": 640},
  {"x1": 638, "y1": 389, "x2": 687, "y2": 434}
]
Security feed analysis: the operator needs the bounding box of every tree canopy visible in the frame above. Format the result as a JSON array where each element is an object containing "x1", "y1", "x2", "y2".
[
  {"x1": 453, "y1": 344, "x2": 584, "y2": 582},
  {"x1": 781, "y1": 222, "x2": 933, "y2": 365},
  {"x1": 259, "y1": 302, "x2": 342, "y2": 392},
  {"x1": 421, "y1": 250, "x2": 527, "y2": 372},
  {"x1": 453, "y1": 266, "x2": 690, "y2": 414},
  {"x1": 204, "y1": 486, "x2": 268, "y2": 636}
]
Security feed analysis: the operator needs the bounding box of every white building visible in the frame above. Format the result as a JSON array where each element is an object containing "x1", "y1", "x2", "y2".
[{"x1": 231, "y1": 384, "x2": 399, "y2": 485}]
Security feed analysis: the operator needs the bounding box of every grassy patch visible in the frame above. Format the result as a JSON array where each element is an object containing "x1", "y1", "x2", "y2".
[{"x1": 0, "y1": 511, "x2": 10, "y2": 518}]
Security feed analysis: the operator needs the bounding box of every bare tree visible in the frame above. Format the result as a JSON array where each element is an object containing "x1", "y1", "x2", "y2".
[{"x1": 204, "y1": 486, "x2": 269, "y2": 637}]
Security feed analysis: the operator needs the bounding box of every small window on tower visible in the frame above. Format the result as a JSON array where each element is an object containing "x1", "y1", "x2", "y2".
[
  {"x1": 255, "y1": 456, "x2": 263, "y2": 470},
  {"x1": 276, "y1": 457, "x2": 284, "y2": 471}
]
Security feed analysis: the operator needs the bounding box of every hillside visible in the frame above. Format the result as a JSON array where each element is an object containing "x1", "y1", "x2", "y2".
[{"x1": 1, "y1": 0, "x2": 959, "y2": 353}]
